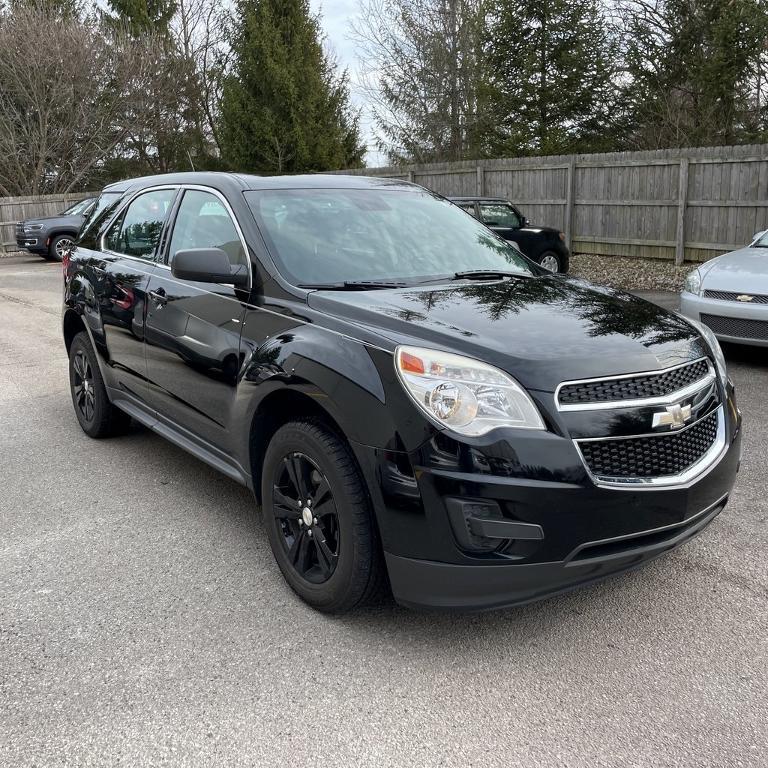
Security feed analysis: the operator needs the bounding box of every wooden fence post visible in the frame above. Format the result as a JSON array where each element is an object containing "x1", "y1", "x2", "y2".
[
  {"x1": 476, "y1": 165, "x2": 484, "y2": 197},
  {"x1": 676, "y1": 158, "x2": 689, "y2": 266},
  {"x1": 565, "y1": 158, "x2": 576, "y2": 252},
  {"x1": 407, "y1": 170, "x2": 414, "y2": 183}
]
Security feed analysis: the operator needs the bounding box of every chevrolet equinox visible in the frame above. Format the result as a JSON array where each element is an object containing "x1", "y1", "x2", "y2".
[{"x1": 62, "y1": 172, "x2": 742, "y2": 612}]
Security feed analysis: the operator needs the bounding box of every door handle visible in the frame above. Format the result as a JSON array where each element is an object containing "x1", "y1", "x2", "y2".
[{"x1": 148, "y1": 288, "x2": 167, "y2": 307}]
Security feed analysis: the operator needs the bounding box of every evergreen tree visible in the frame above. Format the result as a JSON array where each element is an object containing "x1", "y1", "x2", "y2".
[
  {"x1": 619, "y1": 0, "x2": 768, "y2": 148},
  {"x1": 484, "y1": 0, "x2": 618, "y2": 156},
  {"x1": 218, "y1": 0, "x2": 365, "y2": 173},
  {"x1": 103, "y1": 0, "x2": 177, "y2": 36}
]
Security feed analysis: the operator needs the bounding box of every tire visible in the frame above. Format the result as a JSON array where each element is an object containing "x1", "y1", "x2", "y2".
[
  {"x1": 47, "y1": 234, "x2": 74, "y2": 262},
  {"x1": 261, "y1": 420, "x2": 385, "y2": 613},
  {"x1": 68, "y1": 331, "x2": 132, "y2": 438},
  {"x1": 538, "y1": 250, "x2": 564, "y2": 273}
]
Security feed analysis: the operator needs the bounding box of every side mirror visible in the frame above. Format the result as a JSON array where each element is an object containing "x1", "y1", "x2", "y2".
[
  {"x1": 520, "y1": 216, "x2": 528, "y2": 228},
  {"x1": 171, "y1": 248, "x2": 248, "y2": 287}
]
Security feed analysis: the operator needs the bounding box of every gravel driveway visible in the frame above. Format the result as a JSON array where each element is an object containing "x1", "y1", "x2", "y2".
[{"x1": 1, "y1": 255, "x2": 766, "y2": 767}]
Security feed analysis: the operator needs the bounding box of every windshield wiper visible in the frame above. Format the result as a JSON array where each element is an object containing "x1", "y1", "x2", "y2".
[
  {"x1": 453, "y1": 269, "x2": 531, "y2": 280},
  {"x1": 299, "y1": 280, "x2": 408, "y2": 290}
]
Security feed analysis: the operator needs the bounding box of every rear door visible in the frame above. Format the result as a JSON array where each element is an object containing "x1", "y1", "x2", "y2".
[
  {"x1": 143, "y1": 187, "x2": 250, "y2": 455},
  {"x1": 95, "y1": 186, "x2": 178, "y2": 406}
]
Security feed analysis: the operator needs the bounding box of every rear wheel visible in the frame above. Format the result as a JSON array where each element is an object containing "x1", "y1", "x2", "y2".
[
  {"x1": 48, "y1": 234, "x2": 74, "y2": 262},
  {"x1": 261, "y1": 420, "x2": 385, "y2": 613},
  {"x1": 538, "y1": 250, "x2": 563, "y2": 273},
  {"x1": 69, "y1": 331, "x2": 131, "y2": 438}
]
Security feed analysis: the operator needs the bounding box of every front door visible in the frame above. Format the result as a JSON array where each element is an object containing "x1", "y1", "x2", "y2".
[
  {"x1": 477, "y1": 202, "x2": 523, "y2": 246},
  {"x1": 144, "y1": 188, "x2": 249, "y2": 455},
  {"x1": 96, "y1": 187, "x2": 177, "y2": 406}
]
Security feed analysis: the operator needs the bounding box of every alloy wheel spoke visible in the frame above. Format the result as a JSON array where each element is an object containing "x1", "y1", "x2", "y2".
[
  {"x1": 273, "y1": 488, "x2": 301, "y2": 519},
  {"x1": 284, "y1": 455, "x2": 309, "y2": 500},
  {"x1": 312, "y1": 528, "x2": 337, "y2": 578},
  {"x1": 312, "y1": 477, "x2": 332, "y2": 508}
]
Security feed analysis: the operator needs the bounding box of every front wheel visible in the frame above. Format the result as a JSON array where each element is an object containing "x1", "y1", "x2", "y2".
[
  {"x1": 48, "y1": 234, "x2": 74, "y2": 262},
  {"x1": 261, "y1": 420, "x2": 385, "y2": 613}
]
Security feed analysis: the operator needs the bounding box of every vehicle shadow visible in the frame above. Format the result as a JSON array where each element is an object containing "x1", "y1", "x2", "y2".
[{"x1": 722, "y1": 341, "x2": 768, "y2": 369}]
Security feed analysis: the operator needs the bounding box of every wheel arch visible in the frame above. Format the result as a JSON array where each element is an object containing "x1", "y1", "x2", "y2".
[
  {"x1": 248, "y1": 388, "x2": 348, "y2": 505},
  {"x1": 63, "y1": 307, "x2": 87, "y2": 353}
]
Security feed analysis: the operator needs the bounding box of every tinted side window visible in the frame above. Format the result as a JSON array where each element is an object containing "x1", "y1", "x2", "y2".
[
  {"x1": 168, "y1": 190, "x2": 246, "y2": 268},
  {"x1": 104, "y1": 189, "x2": 176, "y2": 260},
  {"x1": 78, "y1": 191, "x2": 123, "y2": 246},
  {"x1": 458, "y1": 203, "x2": 477, "y2": 217},
  {"x1": 479, "y1": 203, "x2": 521, "y2": 229}
]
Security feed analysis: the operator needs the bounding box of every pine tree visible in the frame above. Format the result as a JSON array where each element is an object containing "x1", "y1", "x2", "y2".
[
  {"x1": 103, "y1": 0, "x2": 177, "y2": 36},
  {"x1": 620, "y1": 0, "x2": 768, "y2": 148},
  {"x1": 484, "y1": 0, "x2": 618, "y2": 156},
  {"x1": 218, "y1": 0, "x2": 365, "y2": 173}
]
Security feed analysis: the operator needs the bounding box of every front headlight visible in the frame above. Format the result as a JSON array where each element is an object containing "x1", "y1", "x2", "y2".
[
  {"x1": 683, "y1": 269, "x2": 701, "y2": 296},
  {"x1": 23, "y1": 224, "x2": 43, "y2": 232},
  {"x1": 395, "y1": 346, "x2": 545, "y2": 436},
  {"x1": 686, "y1": 318, "x2": 727, "y2": 383}
]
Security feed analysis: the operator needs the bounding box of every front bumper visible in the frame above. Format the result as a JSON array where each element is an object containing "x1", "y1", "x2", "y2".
[
  {"x1": 681, "y1": 290, "x2": 768, "y2": 347},
  {"x1": 386, "y1": 495, "x2": 726, "y2": 610},
  {"x1": 353, "y1": 389, "x2": 741, "y2": 611},
  {"x1": 16, "y1": 235, "x2": 46, "y2": 253}
]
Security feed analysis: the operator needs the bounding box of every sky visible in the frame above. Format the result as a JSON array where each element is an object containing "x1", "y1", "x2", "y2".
[{"x1": 308, "y1": 0, "x2": 386, "y2": 167}]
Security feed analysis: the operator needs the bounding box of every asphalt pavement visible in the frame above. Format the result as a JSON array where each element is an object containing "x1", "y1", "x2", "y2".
[{"x1": 1, "y1": 254, "x2": 767, "y2": 767}]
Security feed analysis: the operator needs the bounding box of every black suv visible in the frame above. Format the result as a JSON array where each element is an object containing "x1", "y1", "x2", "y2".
[
  {"x1": 17, "y1": 197, "x2": 96, "y2": 261},
  {"x1": 63, "y1": 173, "x2": 741, "y2": 613},
  {"x1": 450, "y1": 197, "x2": 570, "y2": 273}
]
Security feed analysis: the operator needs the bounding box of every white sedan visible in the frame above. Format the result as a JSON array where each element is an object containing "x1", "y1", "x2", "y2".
[{"x1": 681, "y1": 230, "x2": 768, "y2": 347}]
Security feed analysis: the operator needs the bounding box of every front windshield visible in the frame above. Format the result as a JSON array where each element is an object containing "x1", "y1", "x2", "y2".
[
  {"x1": 245, "y1": 188, "x2": 536, "y2": 285},
  {"x1": 754, "y1": 230, "x2": 768, "y2": 248},
  {"x1": 61, "y1": 198, "x2": 94, "y2": 216}
]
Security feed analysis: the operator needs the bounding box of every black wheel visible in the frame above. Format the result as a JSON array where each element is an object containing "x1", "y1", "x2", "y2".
[
  {"x1": 48, "y1": 234, "x2": 74, "y2": 262},
  {"x1": 69, "y1": 331, "x2": 131, "y2": 438},
  {"x1": 538, "y1": 250, "x2": 564, "y2": 273},
  {"x1": 261, "y1": 420, "x2": 385, "y2": 613}
]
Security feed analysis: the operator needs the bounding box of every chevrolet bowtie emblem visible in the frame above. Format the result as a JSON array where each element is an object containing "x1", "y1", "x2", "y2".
[
  {"x1": 652, "y1": 403, "x2": 692, "y2": 430},
  {"x1": 736, "y1": 294, "x2": 754, "y2": 302}
]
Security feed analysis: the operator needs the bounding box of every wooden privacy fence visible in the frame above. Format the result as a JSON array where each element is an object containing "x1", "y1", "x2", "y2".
[
  {"x1": 0, "y1": 192, "x2": 94, "y2": 253},
  {"x1": 334, "y1": 144, "x2": 768, "y2": 264}
]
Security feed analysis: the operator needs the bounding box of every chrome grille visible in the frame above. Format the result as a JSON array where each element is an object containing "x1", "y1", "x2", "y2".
[
  {"x1": 704, "y1": 290, "x2": 768, "y2": 305},
  {"x1": 701, "y1": 314, "x2": 768, "y2": 341},
  {"x1": 577, "y1": 410, "x2": 719, "y2": 481},
  {"x1": 557, "y1": 359, "x2": 710, "y2": 407}
]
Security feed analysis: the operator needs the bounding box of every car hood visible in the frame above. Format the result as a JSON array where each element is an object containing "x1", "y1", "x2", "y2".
[
  {"x1": 700, "y1": 247, "x2": 768, "y2": 291},
  {"x1": 22, "y1": 214, "x2": 82, "y2": 227},
  {"x1": 308, "y1": 276, "x2": 704, "y2": 392},
  {"x1": 519, "y1": 224, "x2": 560, "y2": 236}
]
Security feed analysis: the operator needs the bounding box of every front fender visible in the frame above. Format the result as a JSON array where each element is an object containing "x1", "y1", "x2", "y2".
[{"x1": 233, "y1": 322, "x2": 436, "y2": 458}]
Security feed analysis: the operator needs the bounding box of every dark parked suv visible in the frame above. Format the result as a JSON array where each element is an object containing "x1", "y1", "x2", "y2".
[
  {"x1": 450, "y1": 197, "x2": 570, "y2": 273},
  {"x1": 17, "y1": 197, "x2": 96, "y2": 261},
  {"x1": 63, "y1": 172, "x2": 741, "y2": 613}
]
